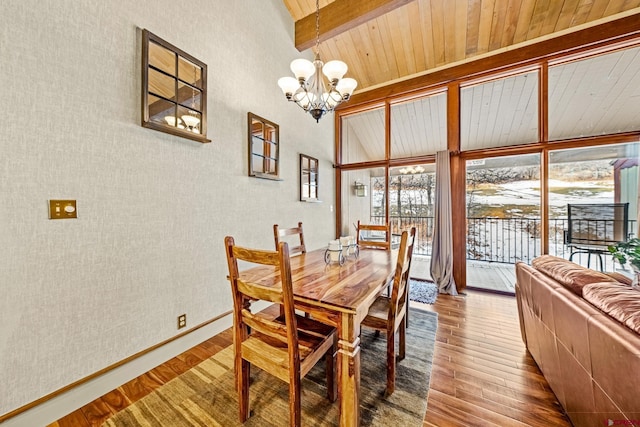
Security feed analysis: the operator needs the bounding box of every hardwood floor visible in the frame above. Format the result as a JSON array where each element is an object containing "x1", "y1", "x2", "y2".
[
  {"x1": 419, "y1": 291, "x2": 571, "y2": 427},
  {"x1": 50, "y1": 291, "x2": 571, "y2": 427}
]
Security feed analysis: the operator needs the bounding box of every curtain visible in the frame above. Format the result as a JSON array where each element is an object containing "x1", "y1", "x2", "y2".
[{"x1": 430, "y1": 150, "x2": 458, "y2": 295}]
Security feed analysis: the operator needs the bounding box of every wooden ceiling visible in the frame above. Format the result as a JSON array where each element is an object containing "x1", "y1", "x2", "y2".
[{"x1": 282, "y1": 0, "x2": 640, "y2": 93}]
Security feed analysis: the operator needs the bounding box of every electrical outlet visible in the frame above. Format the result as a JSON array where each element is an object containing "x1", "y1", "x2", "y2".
[{"x1": 177, "y1": 314, "x2": 186, "y2": 329}]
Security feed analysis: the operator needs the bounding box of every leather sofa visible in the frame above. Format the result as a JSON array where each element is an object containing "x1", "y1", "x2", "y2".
[{"x1": 515, "y1": 255, "x2": 640, "y2": 427}]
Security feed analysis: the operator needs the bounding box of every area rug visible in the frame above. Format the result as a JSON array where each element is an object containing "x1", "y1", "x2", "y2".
[
  {"x1": 102, "y1": 309, "x2": 438, "y2": 427},
  {"x1": 409, "y1": 279, "x2": 438, "y2": 304}
]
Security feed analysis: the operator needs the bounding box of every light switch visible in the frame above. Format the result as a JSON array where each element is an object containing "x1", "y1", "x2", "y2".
[{"x1": 49, "y1": 200, "x2": 77, "y2": 219}]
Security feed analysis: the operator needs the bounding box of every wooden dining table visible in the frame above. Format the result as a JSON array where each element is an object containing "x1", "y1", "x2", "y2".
[{"x1": 239, "y1": 246, "x2": 397, "y2": 427}]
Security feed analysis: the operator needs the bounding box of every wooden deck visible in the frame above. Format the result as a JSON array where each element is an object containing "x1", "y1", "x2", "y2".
[{"x1": 411, "y1": 256, "x2": 517, "y2": 293}]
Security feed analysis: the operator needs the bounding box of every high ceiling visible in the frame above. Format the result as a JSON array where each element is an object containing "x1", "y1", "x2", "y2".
[{"x1": 282, "y1": 0, "x2": 640, "y2": 94}]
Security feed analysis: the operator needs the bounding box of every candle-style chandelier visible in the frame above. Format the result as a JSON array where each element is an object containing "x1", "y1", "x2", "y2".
[{"x1": 277, "y1": 0, "x2": 357, "y2": 122}]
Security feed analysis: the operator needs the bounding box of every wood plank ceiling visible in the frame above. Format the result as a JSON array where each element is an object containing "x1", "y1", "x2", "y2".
[
  {"x1": 282, "y1": 0, "x2": 640, "y2": 161},
  {"x1": 282, "y1": 0, "x2": 640, "y2": 93}
]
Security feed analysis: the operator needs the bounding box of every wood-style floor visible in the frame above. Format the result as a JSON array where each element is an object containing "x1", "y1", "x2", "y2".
[
  {"x1": 50, "y1": 290, "x2": 571, "y2": 427},
  {"x1": 419, "y1": 291, "x2": 571, "y2": 427}
]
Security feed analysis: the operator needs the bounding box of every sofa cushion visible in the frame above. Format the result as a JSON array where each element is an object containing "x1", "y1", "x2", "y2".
[
  {"x1": 604, "y1": 271, "x2": 634, "y2": 286},
  {"x1": 532, "y1": 255, "x2": 617, "y2": 296},
  {"x1": 583, "y1": 282, "x2": 640, "y2": 334}
]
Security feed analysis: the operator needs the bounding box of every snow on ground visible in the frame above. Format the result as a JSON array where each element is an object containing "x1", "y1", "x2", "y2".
[{"x1": 471, "y1": 179, "x2": 614, "y2": 206}]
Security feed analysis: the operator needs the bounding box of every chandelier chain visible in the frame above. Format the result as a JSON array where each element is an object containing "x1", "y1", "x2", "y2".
[{"x1": 315, "y1": 0, "x2": 320, "y2": 54}]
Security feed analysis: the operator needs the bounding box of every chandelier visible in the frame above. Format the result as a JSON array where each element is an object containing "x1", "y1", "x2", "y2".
[
  {"x1": 399, "y1": 165, "x2": 425, "y2": 175},
  {"x1": 277, "y1": 0, "x2": 357, "y2": 122}
]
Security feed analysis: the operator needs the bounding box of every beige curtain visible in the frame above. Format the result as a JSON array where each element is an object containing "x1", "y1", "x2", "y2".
[{"x1": 430, "y1": 150, "x2": 458, "y2": 295}]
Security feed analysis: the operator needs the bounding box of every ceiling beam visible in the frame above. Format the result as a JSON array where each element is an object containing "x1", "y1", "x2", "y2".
[{"x1": 295, "y1": 0, "x2": 413, "y2": 51}]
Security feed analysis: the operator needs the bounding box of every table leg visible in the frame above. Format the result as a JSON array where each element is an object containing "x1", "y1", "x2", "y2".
[{"x1": 337, "y1": 312, "x2": 360, "y2": 427}]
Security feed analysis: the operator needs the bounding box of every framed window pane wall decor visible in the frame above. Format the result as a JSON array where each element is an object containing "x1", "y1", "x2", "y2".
[
  {"x1": 300, "y1": 154, "x2": 319, "y2": 202},
  {"x1": 248, "y1": 113, "x2": 280, "y2": 180},
  {"x1": 142, "y1": 29, "x2": 210, "y2": 143}
]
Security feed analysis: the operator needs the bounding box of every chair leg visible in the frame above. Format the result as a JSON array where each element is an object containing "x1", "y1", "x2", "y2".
[
  {"x1": 325, "y1": 344, "x2": 337, "y2": 402},
  {"x1": 399, "y1": 317, "x2": 406, "y2": 361},
  {"x1": 405, "y1": 282, "x2": 410, "y2": 329},
  {"x1": 386, "y1": 330, "x2": 396, "y2": 396},
  {"x1": 289, "y1": 375, "x2": 302, "y2": 427},
  {"x1": 238, "y1": 359, "x2": 250, "y2": 422}
]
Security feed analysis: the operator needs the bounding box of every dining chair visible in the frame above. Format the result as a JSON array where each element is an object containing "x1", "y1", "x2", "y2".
[
  {"x1": 361, "y1": 226, "x2": 416, "y2": 396},
  {"x1": 274, "y1": 222, "x2": 306, "y2": 256},
  {"x1": 224, "y1": 236, "x2": 337, "y2": 426},
  {"x1": 356, "y1": 220, "x2": 391, "y2": 250},
  {"x1": 274, "y1": 222, "x2": 309, "y2": 317}
]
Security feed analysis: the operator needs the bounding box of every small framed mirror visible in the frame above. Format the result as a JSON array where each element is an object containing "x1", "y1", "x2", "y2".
[
  {"x1": 142, "y1": 29, "x2": 210, "y2": 143},
  {"x1": 248, "y1": 113, "x2": 280, "y2": 180},
  {"x1": 300, "y1": 154, "x2": 319, "y2": 202}
]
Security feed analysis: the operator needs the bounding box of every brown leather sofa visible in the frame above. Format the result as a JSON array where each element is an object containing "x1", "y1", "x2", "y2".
[{"x1": 515, "y1": 255, "x2": 640, "y2": 427}]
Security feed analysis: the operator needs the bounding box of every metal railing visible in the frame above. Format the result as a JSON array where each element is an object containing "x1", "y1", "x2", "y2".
[{"x1": 371, "y1": 215, "x2": 637, "y2": 264}]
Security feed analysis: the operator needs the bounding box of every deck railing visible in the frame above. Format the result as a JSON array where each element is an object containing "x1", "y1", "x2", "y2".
[{"x1": 371, "y1": 215, "x2": 637, "y2": 264}]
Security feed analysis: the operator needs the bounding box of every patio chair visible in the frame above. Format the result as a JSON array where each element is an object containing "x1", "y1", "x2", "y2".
[
  {"x1": 224, "y1": 236, "x2": 337, "y2": 426},
  {"x1": 361, "y1": 226, "x2": 416, "y2": 396},
  {"x1": 565, "y1": 203, "x2": 629, "y2": 271}
]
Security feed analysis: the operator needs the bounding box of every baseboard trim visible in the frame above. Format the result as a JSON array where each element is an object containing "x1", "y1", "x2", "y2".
[{"x1": 0, "y1": 310, "x2": 233, "y2": 425}]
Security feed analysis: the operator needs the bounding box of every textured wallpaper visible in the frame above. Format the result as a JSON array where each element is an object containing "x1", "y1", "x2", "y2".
[{"x1": 0, "y1": 0, "x2": 336, "y2": 416}]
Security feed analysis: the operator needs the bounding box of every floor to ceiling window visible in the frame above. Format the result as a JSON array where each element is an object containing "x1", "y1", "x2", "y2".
[
  {"x1": 336, "y1": 37, "x2": 640, "y2": 291},
  {"x1": 546, "y1": 44, "x2": 640, "y2": 272},
  {"x1": 460, "y1": 70, "x2": 540, "y2": 293}
]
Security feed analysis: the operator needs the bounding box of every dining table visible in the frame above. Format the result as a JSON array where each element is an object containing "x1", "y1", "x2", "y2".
[{"x1": 239, "y1": 246, "x2": 397, "y2": 427}]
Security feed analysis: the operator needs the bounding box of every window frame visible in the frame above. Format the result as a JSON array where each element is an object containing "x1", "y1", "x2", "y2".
[
  {"x1": 142, "y1": 29, "x2": 210, "y2": 143},
  {"x1": 299, "y1": 154, "x2": 320, "y2": 202},
  {"x1": 248, "y1": 112, "x2": 280, "y2": 180}
]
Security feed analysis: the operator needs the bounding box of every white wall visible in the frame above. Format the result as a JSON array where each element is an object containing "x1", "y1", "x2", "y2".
[{"x1": 0, "y1": 0, "x2": 336, "y2": 421}]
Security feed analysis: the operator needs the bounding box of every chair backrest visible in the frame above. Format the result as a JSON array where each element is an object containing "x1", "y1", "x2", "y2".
[
  {"x1": 356, "y1": 220, "x2": 391, "y2": 250},
  {"x1": 224, "y1": 236, "x2": 299, "y2": 356},
  {"x1": 274, "y1": 222, "x2": 306, "y2": 256},
  {"x1": 567, "y1": 203, "x2": 629, "y2": 246},
  {"x1": 388, "y1": 227, "x2": 416, "y2": 323}
]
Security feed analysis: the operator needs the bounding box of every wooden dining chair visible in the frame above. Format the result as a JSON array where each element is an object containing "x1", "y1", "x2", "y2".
[
  {"x1": 274, "y1": 222, "x2": 306, "y2": 256},
  {"x1": 356, "y1": 220, "x2": 391, "y2": 250},
  {"x1": 224, "y1": 236, "x2": 337, "y2": 426},
  {"x1": 361, "y1": 226, "x2": 416, "y2": 396}
]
